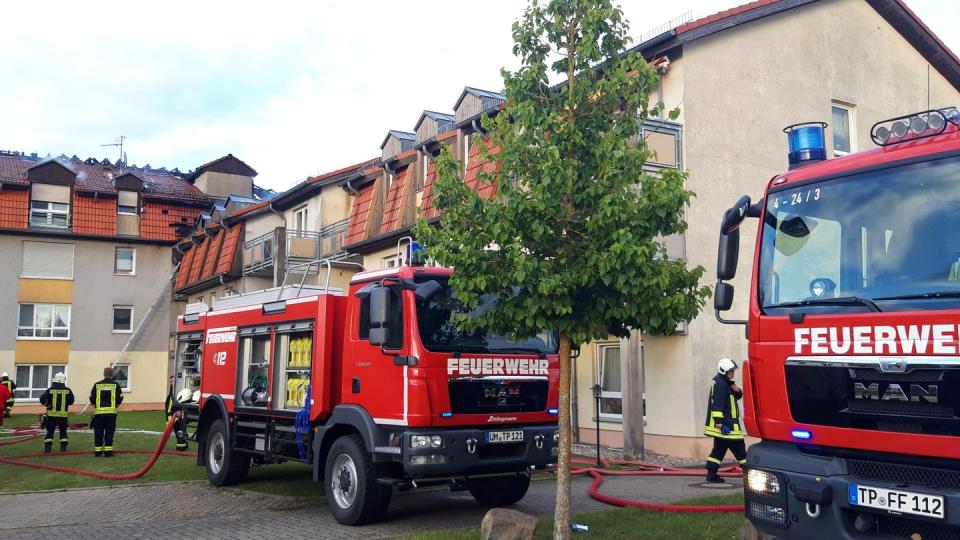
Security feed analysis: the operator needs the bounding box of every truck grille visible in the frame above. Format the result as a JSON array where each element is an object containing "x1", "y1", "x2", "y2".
[
  {"x1": 785, "y1": 364, "x2": 960, "y2": 436},
  {"x1": 448, "y1": 379, "x2": 548, "y2": 414},
  {"x1": 849, "y1": 459, "x2": 960, "y2": 489}
]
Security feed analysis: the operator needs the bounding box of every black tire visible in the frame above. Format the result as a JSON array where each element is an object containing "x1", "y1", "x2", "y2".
[
  {"x1": 205, "y1": 419, "x2": 250, "y2": 486},
  {"x1": 468, "y1": 474, "x2": 531, "y2": 506},
  {"x1": 324, "y1": 434, "x2": 392, "y2": 525}
]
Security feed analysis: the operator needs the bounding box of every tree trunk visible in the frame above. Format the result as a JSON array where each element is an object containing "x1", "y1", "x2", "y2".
[
  {"x1": 622, "y1": 330, "x2": 645, "y2": 460},
  {"x1": 553, "y1": 332, "x2": 572, "y2": 540}
]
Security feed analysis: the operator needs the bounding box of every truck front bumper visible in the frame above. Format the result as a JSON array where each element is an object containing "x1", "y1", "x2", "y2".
[
  {"x1": 400, "y1": 424, "x2": 558, "y2": 478},
  {"x1": 746, "y1": 440, "x2": 960, "y2": 539}
]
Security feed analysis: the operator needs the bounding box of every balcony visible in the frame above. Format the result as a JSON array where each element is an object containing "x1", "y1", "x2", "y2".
[{"x1": 241, "y1": 218, "x2": 350, "y2": 278}]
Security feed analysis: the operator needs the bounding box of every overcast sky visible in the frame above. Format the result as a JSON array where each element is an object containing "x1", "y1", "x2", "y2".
[{"x1": 1, "y1": 1, "x2": 957, "y2": 190}]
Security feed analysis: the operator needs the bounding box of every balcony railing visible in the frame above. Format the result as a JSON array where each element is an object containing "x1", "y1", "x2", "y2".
[{"x1": 241, "y1": 219, "x2": 351, "y2": 278}]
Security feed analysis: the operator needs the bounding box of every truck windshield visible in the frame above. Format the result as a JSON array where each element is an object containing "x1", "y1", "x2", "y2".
[
  {"x1": 415, "y1": 277, "x2": 559, "y2": 354},
  {"x1": 759, "y1": 156, "x2": 960, "y2": 314}
]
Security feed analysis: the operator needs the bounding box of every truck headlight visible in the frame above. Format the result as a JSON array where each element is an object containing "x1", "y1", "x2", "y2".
[
  {"x1": 410, "y1": 435, "x2": 443, "y2": 449},
  {"x1": 747, "y1": 469, "x2": 781, "y2": 494}
]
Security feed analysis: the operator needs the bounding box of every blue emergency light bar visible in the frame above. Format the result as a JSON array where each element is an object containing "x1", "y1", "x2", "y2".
[{"x1": 783, "y1": 122, "x2": 827, "y2": 169}]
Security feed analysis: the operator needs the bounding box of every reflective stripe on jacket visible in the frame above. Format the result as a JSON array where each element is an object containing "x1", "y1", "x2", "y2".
[
  {"x1": 2, "y1": 380, "x2": 14, "y2": 403},
  {"x1": 40, "y1": 384, "x2": 74, "y2": 418},
  {"x1": 89, "y1": 378, "x2": 123, "y2": 415},
  {"x1": 703, "y1": 373, "x2": 744, "y2": 440}
]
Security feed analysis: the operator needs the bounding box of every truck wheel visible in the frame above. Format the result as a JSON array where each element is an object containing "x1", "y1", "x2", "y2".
[
  {"x1": 206, "y1": 419, "x2": 250, "y2": 486},
  {"x1": 468, "y1": 474, "x2": 531, "y2": 506},
  {"x1": 324, "y1": 434, "x2": 391, "y2": 525}
]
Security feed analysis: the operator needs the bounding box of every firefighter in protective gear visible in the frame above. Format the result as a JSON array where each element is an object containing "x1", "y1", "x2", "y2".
[
  {"x1": 703, "y1": 358, "x2": 747, "y2": 483},
  {"x1": 165, "y1": 376, "x2": 189, "y2": 451},
  {"x1": 0, "y1": 380, "x2": 11, "y2": 427},
  {"x1": 89, "y1": 367, "x2": 123, "y2": 457},
  {"x1": 1, "y1": 372, "x2": 15, "y2": 418},
  {"x1": 39, "y1": 372, "x2": 74, "y2": 453}
]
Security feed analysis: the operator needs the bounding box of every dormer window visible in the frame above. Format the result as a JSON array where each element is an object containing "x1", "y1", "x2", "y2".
[
  {"x1": 117, "y1": 190, "x2": 139, "y2": 215},
  {"x1": 30, "y1": 201, "x2": 70, "y2": 228}
]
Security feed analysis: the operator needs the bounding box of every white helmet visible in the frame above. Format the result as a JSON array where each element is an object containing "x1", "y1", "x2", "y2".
[
  {"x1": 53, "y1": 373, "x2": 66, "y2": 384},
  {"x1": 192, "y1": 390, "x2": 202, "y2": 402},
  {"x1": 718, "y1": 358, "x2": 738, "y2": 375},
  {"x1": 176, "y1": 388, "x2": 194, "y2": 403},
  {"x1": 1, "y1": 372, "x2": 7, "y2": 378}
]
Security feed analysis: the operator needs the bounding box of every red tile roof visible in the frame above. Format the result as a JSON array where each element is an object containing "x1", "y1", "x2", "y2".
[
  {"x1": 0, "y1": 153, "x2": 207, "y2": 203},
  {"x1": 675, "y1": 0, "x2": 779, "y2": 34},
  {"x1": 307, "y1": 158, "x2": 379, "y2": 185},
  {"x1": 72, "y1": 194, "x2": 117, "y2": 236},
  {"x1": 174, "y1": 245, "x2": 197, "y2": 289},
  {"x1": 215, "y1": 227, "x2": 241, "y2": 275},
  {"x1": 187, "y1": 237, "x2": 210, "y2": 284},
  {"x1": 345, "y1": 183, "x2": 377, "y2": 245},
  {"x1": 380, "y1": 165, "x2": 412, "y2": 235},
  {"x1": 200, "y1": 229, "x2": 226, "y2": 280},
  {"x1": 0, "y1": 188, "x2": 28, "y2": 230},
  {"x1": 463, "y1": 140, "x2": 499, "y2": 201},
  {"x1": 419, "y1": 159, "x2": 439, "y2": 220},
  {"x1": 142, "y1": 203, "x2": 202, "y2": 241}
]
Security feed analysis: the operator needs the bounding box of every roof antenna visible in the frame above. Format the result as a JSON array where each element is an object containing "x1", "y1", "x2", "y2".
[{"x1": 100, "y1": 135, "x2": 127, "y2": 165}]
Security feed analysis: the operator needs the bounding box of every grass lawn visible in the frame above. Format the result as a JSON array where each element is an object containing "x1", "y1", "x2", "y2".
[
  {"x1": 403, "y1": 493, "x2": 746, "y2": 540},
  {"x1": 0, "y1": 411, "x2": 324, "y2": 497}
]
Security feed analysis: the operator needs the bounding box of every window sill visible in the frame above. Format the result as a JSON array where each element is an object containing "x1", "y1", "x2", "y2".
[
  {"x1": 16, "y1": 337, "x2": 70, "y2": 341},
  {"x1": 19, "y1": 275, "x2": 74, "y2": 281},
  {"x1": 112, "y1": 330, "x2": 133, "y2": 334},
  {"x1": 114, "y1": 273, "x2": 136, "y2": 277}
]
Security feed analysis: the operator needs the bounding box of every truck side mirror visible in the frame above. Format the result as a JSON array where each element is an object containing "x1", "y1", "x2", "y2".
[
  {"x1": 714, "y1": 282, "x2": 734, "y2": 311},
  {"x1": 369, "y1": 286, "x2": 392, "y2": 347},
  {"x1": 720, "y1": 195, "x2": 752, "y2": 235},
  {"x1": 415, "y1": 280, "x2": 442, "y2": 301},
  {"x1": 717, "y1": 229, "x2": 740, "y2": 281}
]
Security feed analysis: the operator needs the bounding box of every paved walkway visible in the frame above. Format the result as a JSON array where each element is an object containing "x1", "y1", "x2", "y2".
[{"x1": 0, "y1": 474, "x2": 742, "y2": 539}]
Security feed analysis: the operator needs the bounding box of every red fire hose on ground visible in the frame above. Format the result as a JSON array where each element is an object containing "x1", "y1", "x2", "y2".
[
  {"x1": 570, "y1": 457, "x2": 746, "y2": 512},
  {"x1": 0, "y1": 415, "x2": 192, "y2": 480}
]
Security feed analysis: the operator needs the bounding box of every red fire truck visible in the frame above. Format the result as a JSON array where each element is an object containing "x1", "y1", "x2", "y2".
[
  {"x1": 716, "y1": 107, "x2": 960, "y2": 538},
  {"x1": 174, "y1": 262, "x2": 559, "y2": 525}
]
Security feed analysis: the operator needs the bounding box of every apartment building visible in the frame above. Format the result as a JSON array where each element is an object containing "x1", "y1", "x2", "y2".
[{"x1": 0, "y1": 153, "x2": 209, "y2": 411}]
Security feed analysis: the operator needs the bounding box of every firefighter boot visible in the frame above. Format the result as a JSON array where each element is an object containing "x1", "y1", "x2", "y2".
[
  {"x1": 43, "y1": 441, "x2": 52, "y2": 453},
  {"x1": 60, "y1": 440, "x2": 68, "y2": 452}
]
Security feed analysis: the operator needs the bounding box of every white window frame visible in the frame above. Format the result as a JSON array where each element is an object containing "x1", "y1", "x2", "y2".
[
  {"x1": 30, "y1": 200, "x2": 70, "y2": 228},
  {"x1": 112, "y1": 364, "x2": 131, "y2": 392},
  {"x1": 421, "y1": 153, "x2": 429, "y2": 191},
  {"x1": 595, "y1": 342, "x2": 623, "y2": 421},
  {"x1": 13, "y1": 364, "x2": 67, "y2": 401},
  {"x1": 114, "y1": 247, "x2": 136, "y2": 275},
  {"x1": 112, "y1": 305, "x2": 134, "y2": 333},
  {"x1": 293, "y1": 206, "x2": 308, "y2": 232},
  {"x1": 463, "y1": 133, "x2": 471, "y2": 171},
  {"x1": 831, "y1": 101, "x2": 857, "y2": 156},
  {"x1": 382, "y1": 255, "x2": 401, "y2": 269},
  {"x1": 117, "y1": 205, "x2": 138, "y2": 216},
  {"x1": 17, "y1": 303, "x2": 70, "y2": 340}
]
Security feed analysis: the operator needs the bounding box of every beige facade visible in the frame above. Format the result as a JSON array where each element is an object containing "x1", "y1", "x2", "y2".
[
  {"x1": 194, "y1": 171, "x2": 253, "y2": 200},
  {"x1": 571, "y1": 0, "x2": 960, "y2": 459}
]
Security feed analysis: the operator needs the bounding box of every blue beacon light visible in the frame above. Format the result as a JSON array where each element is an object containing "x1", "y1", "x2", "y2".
[
  {"x1": 783, "y1": 122, "x2": 827, "y2": 170},
  {"x1": 548, "y1": 408, "x2": 559, "y2": 415},
  {"x1": 791, "y1": 429, "x2": 812, "y2": 440}
]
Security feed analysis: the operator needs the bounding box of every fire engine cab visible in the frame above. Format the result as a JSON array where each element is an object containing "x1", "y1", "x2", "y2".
[
  {"x1": 175, "y1": 261, "x2": 559, "y2": 525},
  {"x1": 716, "y1": 108, "x2": 960, "y2": 538}
]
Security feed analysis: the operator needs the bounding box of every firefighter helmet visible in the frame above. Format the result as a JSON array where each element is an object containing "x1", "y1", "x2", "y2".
[
  {"x1": 53, "y1": 373, "x2": 66, "y2": 384},
  {"x1": 1, "y1": 372, "x2": 7, "y2": 378},
  {"x1": 718, "y1": 358, "x2": 738, "y2": 375},
  {"x1": 176, "y1": 388, "x2": 194, "y2": 403},
  {"x1": 192, "y1": 390, "x2": 201, "y2": 402}
]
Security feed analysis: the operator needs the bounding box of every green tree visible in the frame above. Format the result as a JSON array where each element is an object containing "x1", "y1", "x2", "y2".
[{"x1": 414, "y1": 0, "x2": 709, "y2": 537}]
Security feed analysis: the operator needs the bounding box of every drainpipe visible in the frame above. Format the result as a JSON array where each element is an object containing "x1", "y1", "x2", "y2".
[
  {"x1": 344, "y1": 174, "x2": 360, "y2": 196},
  {"x1": 471, "y1": 118, "x2": 483, "y2": 134},
  {"x1": 219, "y1": 274, "x2": 239, "y2": 296}
]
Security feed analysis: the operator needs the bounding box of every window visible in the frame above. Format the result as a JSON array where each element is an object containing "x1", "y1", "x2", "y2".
[
  {"x1": 382, "y1": 255, "x2": 400, "y2": 269},
  {"x1": 21, "y1": 241, "x2": 74, "y2": 279},
  {"x1": 596, "y1": 343, "x2": 623, "y2": 419},
  {"x1": 832, "y1": 102, "x2": 855, "y2": 155},
  {"x1": 18, "y1": 303, "x2": 70, "y2": 339},
  {"x1": 114, "y1": 247, "x2": 135, "y2": 275},
  {"x1": 463, "y1": 133, "x2": 471, "y2": 171},
  {"x1": 112, "y1": 306, "x2": 133, "y2": 333},
  {"x1": 13, "y1": 365, "x2": 66, "y2": 400},
  {"x1": 112, "y1": 365, "x2": 131, "y2": 391},
  {"x1": 30, "y1": 201, "x2": 70, "y2": 228},
  {"x1": 117, "y1": 190, "x2": 138, "y2": 215},
  {"x1": 293, "y1": 206, "x2": 308, "y2": 232},
  {"x1": 118, "y1": 205, "x2": 138, "y2": 215}
]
